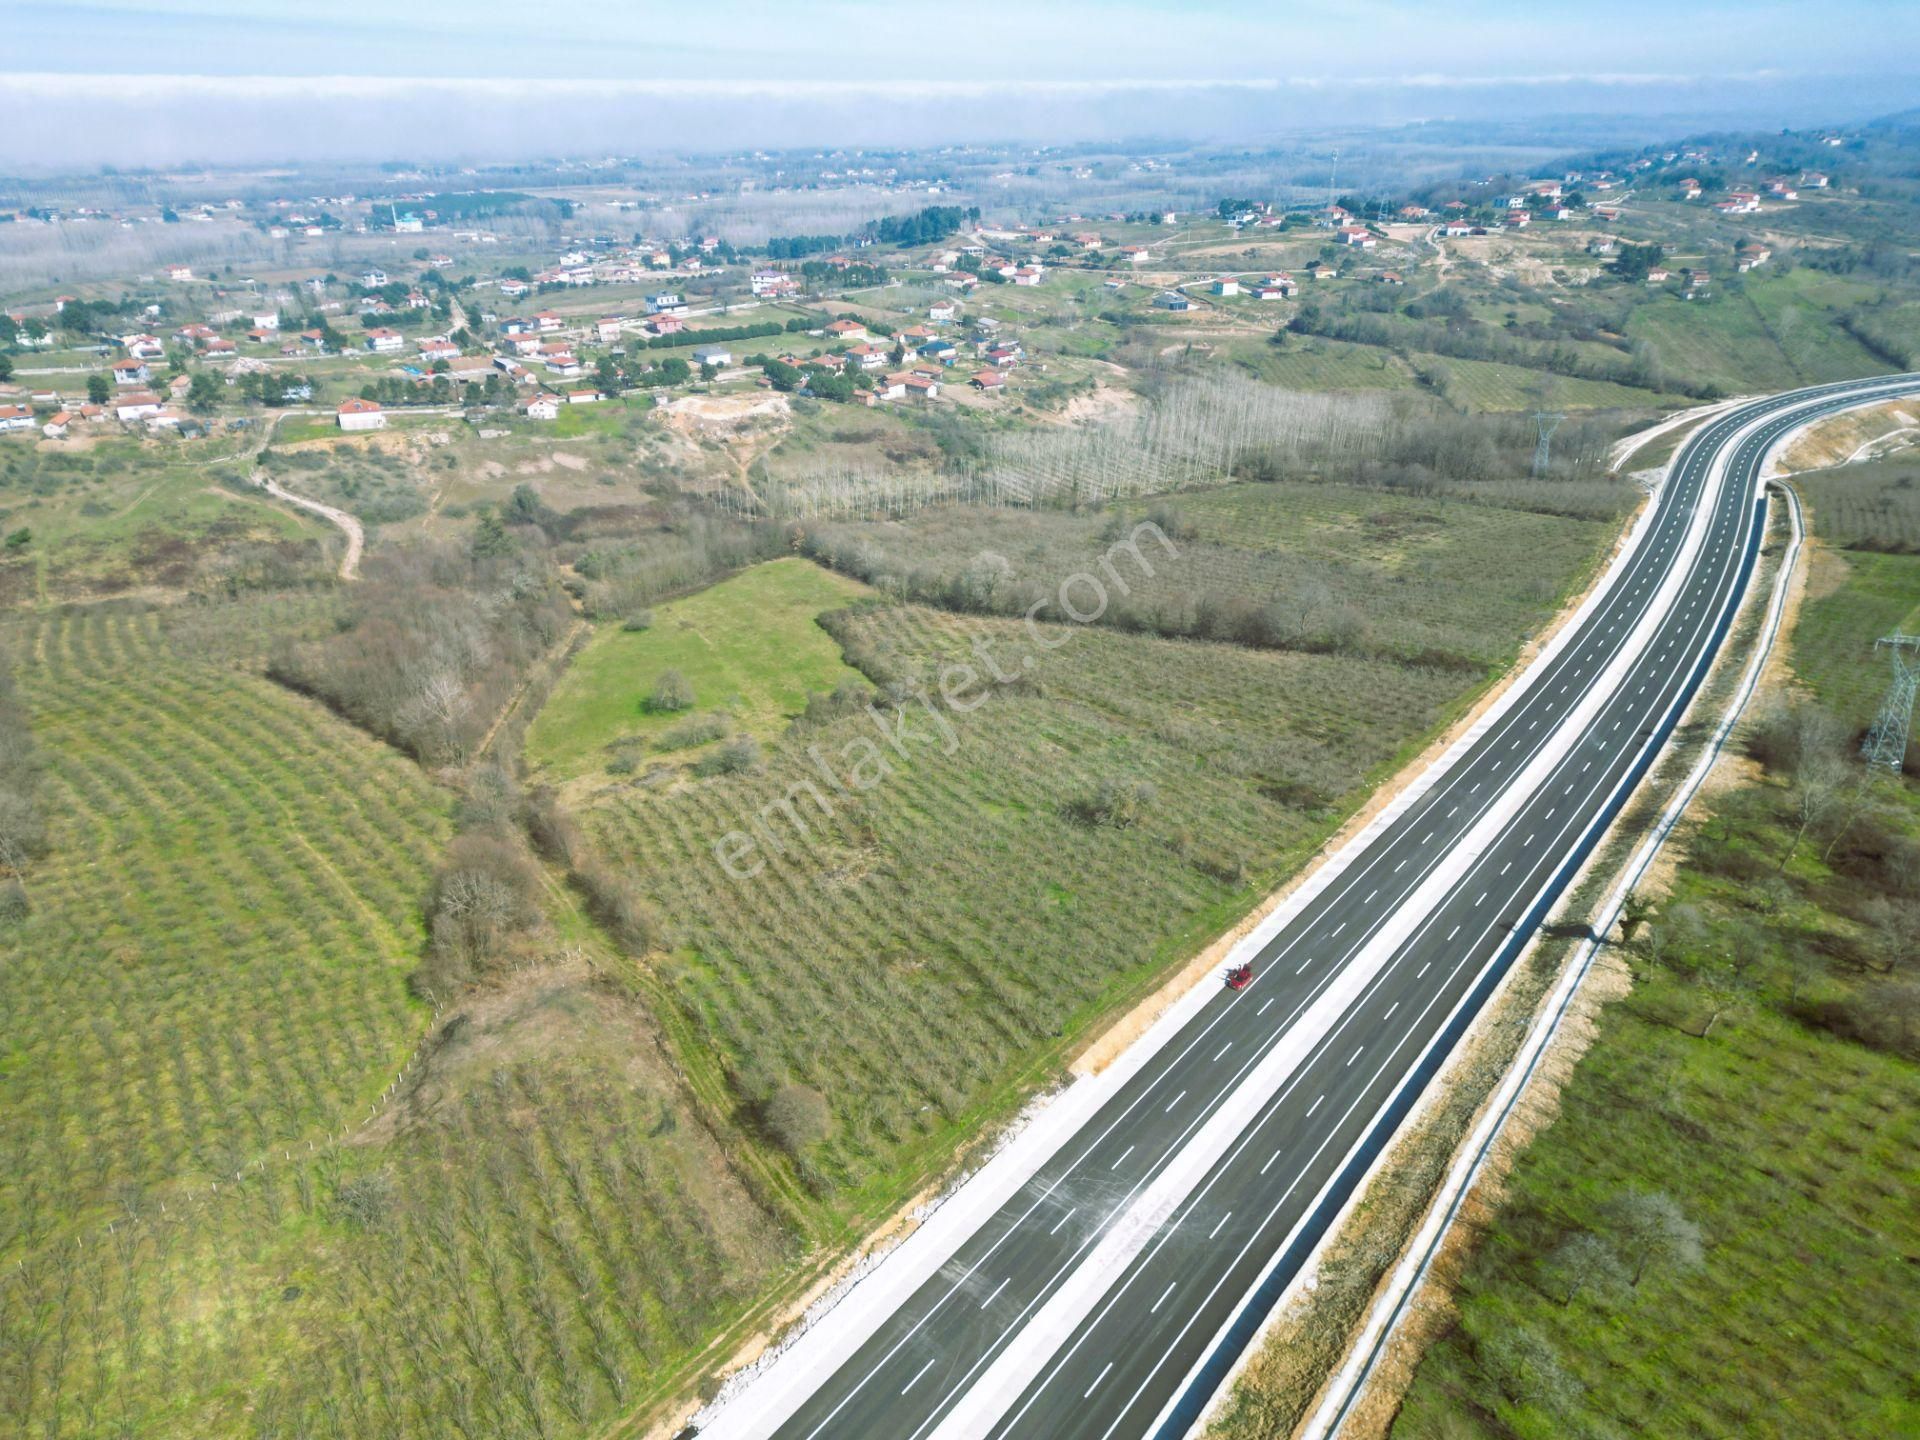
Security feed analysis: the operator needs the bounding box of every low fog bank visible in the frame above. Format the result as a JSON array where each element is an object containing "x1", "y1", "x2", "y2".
[{"x1": 4, "y1": 71, "x2": 1914, "y2": 172}]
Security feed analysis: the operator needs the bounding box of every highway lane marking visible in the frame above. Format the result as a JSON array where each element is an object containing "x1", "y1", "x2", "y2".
[
  {"x1": 1260, "y1": 1150, "x2": 1282, "y2": 1175},
  {"x1": 1346, "y1": 1046, "x2": 1365, "y2": 1066},
  {"x1": 1446, "y1": 924, "x2": 1460, "y2": 939},
  {"x1": 1109, "y1": 1146, "x2": 1134, "y2": 1170},
  {"x1": 1297, "y1": 958, "x2": 1313, "y2": 974},
  {"x1": 980, "y1": 1278, "x2": 1010, "y2": 1309},
  {"x1": 1384, "y1": 1000, "x2": 1399, "y2": 1020},
  {"x1": 902, "y1": 1358, "x2": 936, "y2": 1394},
  {"x1": 1330, "y1": 922, "x2": 1346, "y2": 937},
  {"x1": 1306, "y1": 1094, "x2": 1324, "y2": 1116},
  {"x1": 1151, "y1": 1282, "x2": 1176, "y2": 1314},
  {"x1": 1208, "y1": 1211, "x2": 1233, "y2": 1240},
  {"x1": 840, "y1": 389, "x2": 1827, "y2": 1436},
  {"x1": 1084, "y1": 1362, "x2": 1113, "y2": 1398},
  {"x1": 1364, "y1": 888, "x2": 1377, "y2": 903},
  {"x1": 1256, "y1": 998, "x2": 1274, "y2": 1016},
  {"x1": 1394, "y1": 859, "x2": 1406, "y2": 872},
  {"x1": 1475, "y1": 891, "x2": 1487, "y2": 905},
  {"x1": 1049, "y1": 1207, "x2": 1078, "y2": 1235},
  {"x1": 1164, "y1": 1090, "x2": 1187, "y2": 1113}
]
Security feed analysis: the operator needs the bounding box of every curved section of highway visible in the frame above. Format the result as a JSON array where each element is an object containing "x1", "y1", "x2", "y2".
[{"x1": 698, "y1": 375, "x2": 1920, "y2": 1440}]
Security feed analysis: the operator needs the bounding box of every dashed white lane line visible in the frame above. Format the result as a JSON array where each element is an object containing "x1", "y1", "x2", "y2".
[
  {"x1": 1260, "y1": 1150, "x2": 1282, "y2": 1175},
  {"x1": 1151, "y1": 1282, "x2": 1176, "y2": 1314},
  {"x1": 1208, "y1": 1211, "x2": 1234, "y2": 1240},
  {"x1": 1346, "y1": 1046, "x2": 1365, "y2": 1067},
  {"x1": 1384, "y1": 1001, "x2": 1399, "y2": 1020},
  {"x1": 902, "y1": 1358, "x2": 936, "y2": 1394},
  {"x1": 980, "y1": 1277, "x2": 1010, "y2": 1310},
  {"x1": 1109, "y1": 1146, "x2": 1133, "y2": 1170},
  {"x1": 1256, "y1": 998, "x2": 1274, "y2": 1016},
  {"x1": 1306, "y1": 1094, "x2": 1325, "y2": 1117},
  {"x1": 1084, "y1": 1362, "x2": 1113, "y2": 1399},
  {"x1": 1212, "y1": 1043, "x2": 1232, "y2": 1062},
  {"x1": 1164, "y1": 1090, "x2": 1187, "y2": 1114},
  {"x1": 1049, "y1": 1207, "x2": 1078, "y2": 1236}
]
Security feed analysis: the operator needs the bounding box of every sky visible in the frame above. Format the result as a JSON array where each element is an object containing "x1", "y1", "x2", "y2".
[{"x1": 3, "y1": 1, "x2": 1917, "y2": 168}]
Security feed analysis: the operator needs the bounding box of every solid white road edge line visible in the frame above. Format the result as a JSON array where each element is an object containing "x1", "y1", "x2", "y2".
[
  {"x1": 922, "y1": 410, "x2": 1748, "y2": 1439},
  {"x1": 1294, "y1": 387, "x2": 1914, "y2": 1440}
]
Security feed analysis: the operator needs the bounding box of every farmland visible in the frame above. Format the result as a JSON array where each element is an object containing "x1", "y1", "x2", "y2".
[
  {"x1": 1381, "y1": 458, "x2": 1920, "y2": 1440},
  {"x1": 559, "y1": 465, "x2": 1629, "y2": 1211},
  {"x1": 0, "y1": 599, "x2": 794, "y2": 1440},
  {"x1": 527, "y1": 557, "x2": 873, "y2": 779}
]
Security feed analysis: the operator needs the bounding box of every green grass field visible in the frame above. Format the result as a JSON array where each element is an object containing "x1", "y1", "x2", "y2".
[
  {"x1": 1625, "y1": 270, "x2": 1889, "y2": 396},
  {"x1": 1417, "y1": 353, "x2": 1675, "y2": 411},
  {"x1": 0, "y1": 438, "x2": 327, "y2": 605},
  {"x1": 527, "y1": 557, "x2": 873, "y2": 778}
]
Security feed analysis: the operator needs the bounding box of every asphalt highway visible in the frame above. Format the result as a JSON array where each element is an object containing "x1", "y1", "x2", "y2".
[{"x1": 726, "y1": 375, "x2": 1920, "y2": 1440}]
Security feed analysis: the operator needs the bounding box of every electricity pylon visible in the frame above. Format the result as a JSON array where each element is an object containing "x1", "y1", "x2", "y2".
[
  {"x1": 1861, "y1": 634, "x2": 1920, "y2": 771},
  {"x1": 1531, "y1": 411, "x2": 1564, "y2": 479}
]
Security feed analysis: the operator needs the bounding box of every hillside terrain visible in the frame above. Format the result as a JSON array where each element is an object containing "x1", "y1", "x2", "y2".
[{"x1": 0, "y1": 116, "x2": 1917, "y2": 1440}]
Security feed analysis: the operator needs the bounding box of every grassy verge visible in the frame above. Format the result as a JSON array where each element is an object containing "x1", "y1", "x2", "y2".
[{"x1": 1383, "y1": 480, "x2": 1920, "y2": 1439}]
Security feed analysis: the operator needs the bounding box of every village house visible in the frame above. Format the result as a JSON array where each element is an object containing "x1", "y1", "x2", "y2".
[
  {"x1": 929, "y1": 299, "x2": 958, "y2": 323},
  {"x1": 524, "y1": 394, "x2": 561, "y2": 421},
  {"x1": 1210, "y1": 278, "x2": 1239, "y2": 296},
  {"x1": 968, "y1": 369, "x2": 1005, "y2": 391},
  {"x1": 364, "y1": 328, "x2": 404, "y2": 353},
  {"x1": 844, "y1": 342, "x2": 890, "y2": 371},
  {"x1": 691, "y1": 344, "x2": 733, "y2": 369},
  {"x1": 111, "y1": 359, "x2": 152, "y2": 386},
  {"x1": 595, "y1": 316, "x2": 626, "y2": 344},
  {"x1": 124, "y1": 334, "x2": 167, "y2": 359},
  {"x1": 918, "y1": 338, "x2": 958, "y2": 365},
  {"x1": 164, "y1": 264, "x2": 194, "y2": 281},
  {"x1": 1010, "y1": 266, "x2": 1044, "y2": 286},
  {"x1": 1336, "y1": 226, "x2": 1377, "y2": 247},
  {"x1": 1248, "y1": 276, "x2": 1295, "y2": 299},
  {"x1": 0, "y1": 404, "x2": 35, "y2": 432},
  {"x1": 1736, "y1": 244, "x2": 1772, "y2": 273},
  {"x1": 418, "y1": 337, "x2": 460, "y2": 363},
  {"x1": 750, "y1": 270, "x2": 797, "y2": 298},
  {"x1": 41, "y1": 411, "x2": 71, "y2": 439},
  {"x1": 361, "y1": 269, "x2": 388, "y2": 287},
  {"x1": 647, "y1": 293, "x2": 688, "y2": 316},
  {"x1": 1153, "y1": 292, "x2": 1191, "y2": 311},
  {"x1": 534, "y1": 311, "x2": 564, "y2": 332},
  {"x1": 566, "y1": 389, "x2": 604, "y2": 404},
  {"x1": 825, "y1": 318, "x2": 870, "y2": 342},
  {"x1": 646, "y1": 314, "x2": 686, "y2": 337},
  {"x1": 498, "y1": 277, "x2": 530, "y2": 299},
  {"x1": 113, "y1": 392, "x2": 164, "y2": 422},
  {"x1": 336, "y1": 397, "x2": 386, "y2": 431}
]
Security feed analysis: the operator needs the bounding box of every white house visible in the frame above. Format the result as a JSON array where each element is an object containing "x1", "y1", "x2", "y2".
[
  {"x1": 364, "y1": 328, "x2": 405, "y2": 353},
  {"x1": 524, "y1": 395, "x2": 561, "y2": 421},
  {"x1": 336, "y1": 397, "x2": 386, "y2": 431},
  {"x1": 1335, "y1": 226, "x2": 1377, "y2": 248},
  {"x1": 647, "y1": 293, "x2": 688, "y2": 316}
]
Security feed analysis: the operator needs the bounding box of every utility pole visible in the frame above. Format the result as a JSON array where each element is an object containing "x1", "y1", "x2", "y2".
[
  {"x1": 1327, "y1": 149, "x2": 1339, "y2": 214},
  {"x1": 1861, "y1": 634, "x2": 1920, "y2": 771}
]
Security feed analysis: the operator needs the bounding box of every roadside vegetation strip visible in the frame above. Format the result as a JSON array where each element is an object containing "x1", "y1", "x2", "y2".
[{"x1": 1386, "y1": 478, "x2": 1920, "y2": 1437}]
